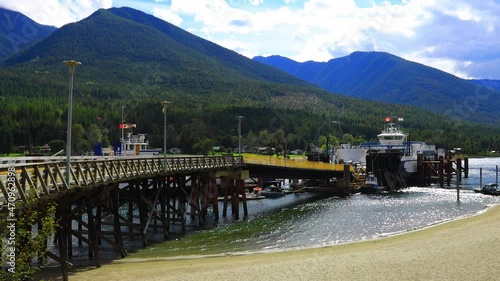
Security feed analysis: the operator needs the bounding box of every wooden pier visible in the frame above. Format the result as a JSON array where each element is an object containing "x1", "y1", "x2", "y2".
[
  {"x1": 0, "y1": 154, "x2": 355, "y2": 280},
  {"x1": 417, "y1": 155, "x2": 469, "y2": 188},
  {"x1": 0, "y1": 156, "x2": 250, "y2": 281}
]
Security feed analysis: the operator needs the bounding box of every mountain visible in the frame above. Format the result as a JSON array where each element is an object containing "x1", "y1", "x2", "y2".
[
  {"x1": 1, "y1": 7, "x2": 500, "y2": 156},
  {"x1": 469, "y1": 79, "x2": 500, "y2": 91},
  {"x1": 0, "y1": 8, "x2": 56, "y2": 60},
  {"x1": 253, "y1": 52, "x2": 500, "y2": 124},
  {"x1": 3, "y1": 7, "x2": 312, "y2": 91}
]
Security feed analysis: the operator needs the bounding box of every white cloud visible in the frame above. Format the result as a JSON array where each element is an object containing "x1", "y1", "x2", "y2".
[
  {"x1": 247, "y1": 0, "x2": 264, "y2": 5},
  {"x1": 0, "y1": 0, "x2": 112, "y2": 27},
  {"x1": 1, "y1": 0, "x2": 499, "y2": 78},
  {"x1": 153, "y1": 7, "x2": 183, "y2": 26},
  {"x1": 185, "y1": 0, "x2": 500, "y2": 78}
]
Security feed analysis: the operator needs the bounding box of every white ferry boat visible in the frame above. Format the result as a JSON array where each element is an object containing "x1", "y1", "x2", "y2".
[
  {"x1": 115, "y1": 132, "x2": 161, "y2": 156},
  {"x1": 334, "y1": 117, "x2": 437, "y2": 191},
  {"x1": 360, "y1": 117, "x2": 436, "y2": 176}
]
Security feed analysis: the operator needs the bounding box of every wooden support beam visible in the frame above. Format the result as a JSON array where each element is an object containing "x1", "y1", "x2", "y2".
[
  {"x1": 210, "y1": 176, "x2": 220, "y2": 220},
  {"x1": 136, "y1": 182, "x2": 148, "y2": 246},
  {"x1": 222, "y1": 176, "x2": 230, "y2": 218},
  {"x1": 231, "y1": 178, "x2": 238, "y2": 218},
  {"x1": 417, "y1": 154, "x2": 425, "y2": 187},
  {"x1": 439, "y1": 156, "x2": 444, "y2": 188},
  {"x1": 200, "y1": 176, "x2": 209, "y2": 221},
  {"x1": 189, "y1": 177, "x2": 201, "y2": 223},
  {"x1": 160, "y1": 180, "x2": 169, "y2": 239},
  {"x1": 57, "y1": 204, "x2": 69, "y2": 281},
  {"x1": 457, "y1": 158, "x2": 462, "y2": 184},
  {"x1": 237, "y1": 179, "x2": 247, "y2": 217},
  {"x1": 446, "y1": 157, "x2": 452, "y2": 186},
  {"x1": 86, "y1": 203, "x2": 101, "y2": 267},
  {"x1": 464, "y1": 157, "x2": 469, "y2": 178},
  {"x1": 142, "y1": 184, "x2": 162, "y2": 236},
  {"x1": 66, "y1": 204, "x2": 73, "y2": 259},
  {"x1": 111, "y1": 187, "x2": 127, "y2": 258}
]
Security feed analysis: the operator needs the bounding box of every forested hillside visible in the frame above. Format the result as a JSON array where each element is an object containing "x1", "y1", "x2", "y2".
[
  {"x1": 469, "y1": 79, "x2": 500, "y2": 91},
  {"x1": 254, "y1": 52, "x2": 500, "y2": 125},
  {"x1": 1, "y1": 7, "x2": 500, "y2": 156},
  {"x1": 0, "y1": 8, "x2": 56, "y2": 60}
]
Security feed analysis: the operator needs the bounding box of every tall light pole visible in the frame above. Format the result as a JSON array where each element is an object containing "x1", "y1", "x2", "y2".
[
  {"x1": 160, "y1": 101, "x2": 170, "y2": 171},
  {"x1": 237, "y1": 116, "x2": 243, "y2": 163},
  {"x1": 63, "y1": 60, "x2": 81, "y2": 186}
]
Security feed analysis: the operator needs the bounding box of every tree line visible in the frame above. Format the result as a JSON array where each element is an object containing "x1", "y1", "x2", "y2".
[{"x1": 2, "y1": 93, "x2": 500, "y2": 156}]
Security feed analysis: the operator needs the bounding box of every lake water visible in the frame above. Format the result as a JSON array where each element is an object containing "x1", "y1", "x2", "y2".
[{"x1": 130, "y1": 157, "x2": 500, "y2": 259}]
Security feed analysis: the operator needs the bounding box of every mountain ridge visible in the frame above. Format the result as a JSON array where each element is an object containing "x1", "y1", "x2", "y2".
[
  {"x1": 0, "y1": 8, "x2": 56, "y2": 60},
  {"x1": 254, "y1": 52, "x2": 500, "y2": 124},
  {"x1": 0, "y1": 7, "x2": 499, "y2": 156},
  {"x1": 469, "y1": 79, "x2": 500, "y2": 91}
]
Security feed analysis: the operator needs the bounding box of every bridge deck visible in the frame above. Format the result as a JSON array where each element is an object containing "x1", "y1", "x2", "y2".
[
  {"x1": 0, "y1": 156, "x2": 241, "y2": 207},
  {"x1": 243, "y1": 154, "x2": 350, "y2": 172},
  {"x1": 0, "y1": 154, "x2": 355, "y2": 207}
]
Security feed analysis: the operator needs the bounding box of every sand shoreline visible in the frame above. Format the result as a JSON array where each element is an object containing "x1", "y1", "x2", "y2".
[{"x1": 38, "y1": 204, "x2": 500, "y2": 280}]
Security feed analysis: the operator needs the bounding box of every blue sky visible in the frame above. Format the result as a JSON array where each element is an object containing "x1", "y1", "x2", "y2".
[{"x1": 1, "y1": 0, "x2": 499, "y2": 79}]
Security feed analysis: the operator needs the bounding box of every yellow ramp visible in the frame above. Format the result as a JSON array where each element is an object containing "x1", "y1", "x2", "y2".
[{"x1": 242, "y1": 154, "x2": 351, "y2": 172}]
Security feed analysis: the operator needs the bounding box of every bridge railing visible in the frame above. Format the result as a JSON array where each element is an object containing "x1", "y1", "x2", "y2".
[{"x1": 0, "y1": 156, "x2": 244, "y2": 207}]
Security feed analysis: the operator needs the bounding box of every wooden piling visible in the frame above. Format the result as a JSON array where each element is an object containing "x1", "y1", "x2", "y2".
[
  {"x1": 210, "y1": 176, "x2": 220, "y2": 220},
  {"x1": 480, "y1": 168, "x2": 483, "y2": 189},
  {"x1": 66, "y1": 204, "x2": 73, "y2": 259},
  {"x1": 464, "y1": 157, "x2": 469, "y2": 178},
  {"x1": 222, "y1": 176, "x2": 230, "y2": 217},
  {"x1": 128, "y1": 193, "x2": 134, "y2": 239},
  {"x1": 160, "y1": 180, "x2": 168, "y2": 239},
  {"x1": 343, "y1": 165, "x2": 350, "y2": 191},
  {"x1": 237, "y1": 179, "x2": 248, "y2": 217},
  {"x1": 456, "y1": 158, "x2": 461, "y2": 201},
  {"x1": 457, "y1": 158, "x2": 462, "y2": 184},
  {"x1": 417, "y1": 154, "x2": 425, "y2": 187},
  {"x1": 86, "y1": 203, "x2": 101, "y2": 268},
  {"x1": 58, "y1": 205, "x2": 69, "y2": 281},
  {"x1": 439, "y1": 156, "x2": 444, "y2": 188},
  {"x1": 136, "y1": 182, "x2": 148, "y2": 247},
  {"x1": 111, "y1": 187, "x2": 126, "y2": 258},
  {"x1": 446, "y1": 156, "x2": 452, "y2": 187}
]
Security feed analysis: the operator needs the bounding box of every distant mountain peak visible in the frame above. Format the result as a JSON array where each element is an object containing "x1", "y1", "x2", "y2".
[
  {"x1": 254, "y1": 51, "x2": 500, "y2": 124},
  {"x1": 0, "y1": 8, "x2": 56, "y2": 59}
]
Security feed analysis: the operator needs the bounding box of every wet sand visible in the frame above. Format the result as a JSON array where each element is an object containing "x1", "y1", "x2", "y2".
[{"x1": 39, "y1": 205, "x2": 500, "y2": 280}]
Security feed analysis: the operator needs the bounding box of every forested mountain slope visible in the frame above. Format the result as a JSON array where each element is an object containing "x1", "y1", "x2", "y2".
[
  {"x1": 1, "y1": 7, "x2": 499, "y2": 155},
  {"x1": 254, "y1": 52, "x2": 500, "y2": 124}
]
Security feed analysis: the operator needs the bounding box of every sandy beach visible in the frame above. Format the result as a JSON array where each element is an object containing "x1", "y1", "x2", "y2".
[{"x1": 39, "y1": 205, "x2": 500, "y2": 281}]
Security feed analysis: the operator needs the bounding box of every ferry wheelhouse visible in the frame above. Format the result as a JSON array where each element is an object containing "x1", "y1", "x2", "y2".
[{"x1": 114, "y1": 123, "x2": 161, "y2": 156}]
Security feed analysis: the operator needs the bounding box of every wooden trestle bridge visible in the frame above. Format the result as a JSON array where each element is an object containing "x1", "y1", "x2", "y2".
[{"x1": 0, "y1": 155, "x2": 350, "y2": 280}]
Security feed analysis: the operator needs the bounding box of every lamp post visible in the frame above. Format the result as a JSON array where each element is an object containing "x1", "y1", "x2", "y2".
[
  {"x1": 237, "y1": 116, "x2": 243, "y2": 163},
  {"x1": 63, "y1": 60, "x2": 81, "y2": 186},
  {"x1": 160, "y1": 101, "x2": 170, "y2": 171}
]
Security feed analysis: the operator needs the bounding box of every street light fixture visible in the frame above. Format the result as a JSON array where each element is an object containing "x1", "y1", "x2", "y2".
[
  {"x1": 237, "y1": 116, "x2": 244, "y2": 164},
  {"x1": 63, "y1": 60, "x2": 81, "y2": 186},
  {"x1": 160, "y1": 101, "x2": 170, "y2": 171}
]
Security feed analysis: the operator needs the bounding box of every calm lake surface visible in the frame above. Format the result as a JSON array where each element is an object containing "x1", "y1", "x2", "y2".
[{"x1": 130, "y1": 157, "x2": 500, "y2": 259}]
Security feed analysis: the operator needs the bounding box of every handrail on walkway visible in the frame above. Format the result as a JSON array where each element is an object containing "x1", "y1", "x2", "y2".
[{"x1": 0, "y1": 156, "x2": 244, "y2": 207}]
